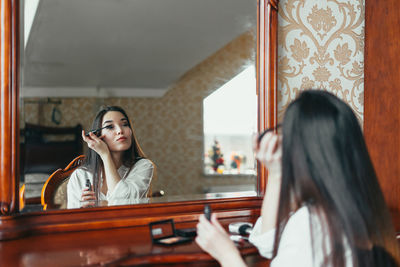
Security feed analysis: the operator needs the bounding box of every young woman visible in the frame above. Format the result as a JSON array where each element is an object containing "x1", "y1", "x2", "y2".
[
  {"x1": 67, "y1": 106, "x2": 154, "y2": 208},
  {"x1": 196, "y1": 90, "x2": 400, "y2": 266}
]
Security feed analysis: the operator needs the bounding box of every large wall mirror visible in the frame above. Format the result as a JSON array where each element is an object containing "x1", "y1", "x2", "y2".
[
  {"x1": 20, "y1": 0, "x2": 258, "y2": 210},
  {"x1": 0, "y1": 0, "x2": 278, "y2": 240}
]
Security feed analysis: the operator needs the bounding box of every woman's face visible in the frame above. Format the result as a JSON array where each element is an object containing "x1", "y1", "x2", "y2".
[{"x1": 100, "y1": 111, "x2": 132, "y2": 153}]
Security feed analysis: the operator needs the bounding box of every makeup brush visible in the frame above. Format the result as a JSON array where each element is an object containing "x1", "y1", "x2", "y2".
[{"x1": 85, "y1": 125, "x2": 112, "y2": 137}]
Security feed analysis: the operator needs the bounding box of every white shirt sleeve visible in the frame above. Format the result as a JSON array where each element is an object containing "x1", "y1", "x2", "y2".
[
  {"x1": 249, "y1": 207, "x2": 313, "y2": 267},
  {"x1": 248, "y1": 217, "x2": 276, "y2": 258},
  {"x1": 106, "y1": 159, "x2": 154, "y2": 203}
]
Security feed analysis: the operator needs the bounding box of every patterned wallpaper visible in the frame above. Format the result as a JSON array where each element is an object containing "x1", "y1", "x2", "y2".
[
  {"x1": 277, "y1": 0, "x2": 364, "y2": 122},
  {"x1": 22, "y1": 31, "x2": 256, "y2": 196}
]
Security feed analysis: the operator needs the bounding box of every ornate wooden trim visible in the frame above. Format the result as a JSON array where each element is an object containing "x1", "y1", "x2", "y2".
[
  {"x1": 268, "y1": 0, "x2": 279, "y2": 10},
  {"x1": 0, "y1": 0, "x2": 19, "y2": 216},
  {"x1": 0, "y1": 197, "x2": 262, "y2": 240},
  {"x1": 257, "y1": 0, "x2": 279, "y2": 195},
  {"x1": 0, "y1": 0, "x2": 278, "y2": 240}
]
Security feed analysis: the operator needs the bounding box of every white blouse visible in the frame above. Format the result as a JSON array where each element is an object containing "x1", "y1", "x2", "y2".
[
  {"x1": 67, "y1": 159, "x2": 154, "y2": 209},
  {"x1": 249, "y1": 206, "x2": 352, "y2": 267}
]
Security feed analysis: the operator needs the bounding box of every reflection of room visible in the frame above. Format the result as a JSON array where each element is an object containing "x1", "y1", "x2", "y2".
[
  {"x1": 22, "y1": 32, "x2": 256, "y2": 198},
  {"x1": 203, "y1": 66, "x2": 257, "y2": 176},
  {"x1": 20, "y1": 0, "x2": 257, "y2": 201}
]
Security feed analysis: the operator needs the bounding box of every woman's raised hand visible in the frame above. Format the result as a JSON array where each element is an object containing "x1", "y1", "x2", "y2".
[
  {"x1": 195, "y1": 214, "x2": 246, "y2": 267},
  {"x1": 254, "y1": 131, "x2": 282, "y2": 182},
  {"x1": 82, "y1": 130, "x2": 110, "y2": 158},
  {"x1": 255, "y1": 131, "x2": 283, "y2": 233}
]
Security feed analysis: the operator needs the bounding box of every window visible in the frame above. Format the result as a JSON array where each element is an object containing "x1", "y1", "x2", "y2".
[{"x1": 203, "y1": 66, "x2": 257, "y2": 175}]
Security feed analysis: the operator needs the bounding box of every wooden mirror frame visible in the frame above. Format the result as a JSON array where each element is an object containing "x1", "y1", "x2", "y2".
[{"x1": 0, "y1": 0, "x2": 278, "y2": 240}]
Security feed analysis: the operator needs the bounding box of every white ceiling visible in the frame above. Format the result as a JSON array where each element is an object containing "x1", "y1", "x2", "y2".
[{"x1": 22, "y1": 0, "x2": 256, "y2": 97}]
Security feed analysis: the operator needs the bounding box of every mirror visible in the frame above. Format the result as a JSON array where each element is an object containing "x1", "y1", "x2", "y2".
[
  {"x1": 0, "y1": 0, "x2": 278, "y2": 239},
  {"x1": 19, "y1": 0, "x2": 258, "y2": 211}
]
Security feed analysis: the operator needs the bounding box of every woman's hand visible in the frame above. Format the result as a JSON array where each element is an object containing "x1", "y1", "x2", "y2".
[
  {"x1": 82, "y1": 130, "x2": 110, "y2": 159},
  {"x1": 254, "y1": 131, "x2": 283, "y2": 233},
  {"x1": 254, "y1": 131, "x2": 282, "y2": 182},
  {"x1": 80, "y1": 185, "x2": 96, "y2": 208},
  {"x1": 195, "y1": 214, "x2": 246, "y2": 267}
]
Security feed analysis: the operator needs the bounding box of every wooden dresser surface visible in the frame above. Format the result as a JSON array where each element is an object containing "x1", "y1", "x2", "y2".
[{"x1": 0, "y1": 218, "x2": 269, "y2": 267}]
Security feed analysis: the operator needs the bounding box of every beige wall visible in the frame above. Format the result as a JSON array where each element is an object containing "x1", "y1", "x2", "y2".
[
  {"x1": 22, "y1": 31, "x2": 256, "y2": 196},
  {"x1": 277, "y1": 0, "x2": 364, "y2": 123}
]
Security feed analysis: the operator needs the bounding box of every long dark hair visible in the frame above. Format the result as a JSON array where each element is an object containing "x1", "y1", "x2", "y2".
[
  {"x1": 273, "y1": 90, "x2": 399, "y2": 266},
  {"x1": 83, "y1": 106, "x2": 147, "y2": 198}
]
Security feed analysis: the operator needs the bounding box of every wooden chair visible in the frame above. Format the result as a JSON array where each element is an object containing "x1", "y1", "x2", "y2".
[
  {"x1": 41, "y1": 155, "x2": 163, "y2": 210},
  {"x1": 41, "y1": 155, "x2": 85, "y2": 210},
  {"x1": 19, "y1": 183, "x2": 26, "y2": 211}
]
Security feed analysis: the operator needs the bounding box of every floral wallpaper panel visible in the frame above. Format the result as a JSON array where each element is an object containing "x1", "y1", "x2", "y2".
[{"x1": 278, "y1": 0, "x2": 364, "y2": 123}]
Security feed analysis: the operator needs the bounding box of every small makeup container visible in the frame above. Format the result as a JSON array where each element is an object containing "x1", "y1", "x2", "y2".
[
  {"x1": 149, "y1": 219, "x2": 192, "y2": 246},
  {"x1": 228, "y1": 222, "x2": 253, "y2": 235},
  {"x1": 230, "y1": 234, "x2": 249, "y2": 243}
]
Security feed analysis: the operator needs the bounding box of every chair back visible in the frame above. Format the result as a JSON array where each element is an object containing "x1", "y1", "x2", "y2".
[
  {"x1": 19, "y1": 183, "x2": 26, "y2": 211},
  {"x1": 41, "y1": 155, "x2": 85, "y2": 210}
]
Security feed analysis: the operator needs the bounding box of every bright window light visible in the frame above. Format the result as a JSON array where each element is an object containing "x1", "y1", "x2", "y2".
[
  {"x1": 203, "y1": 65, "x2": 257, "y2": 135},
  {"x1": 203, "y1": 65, "x2": 257, "y2": 176}
]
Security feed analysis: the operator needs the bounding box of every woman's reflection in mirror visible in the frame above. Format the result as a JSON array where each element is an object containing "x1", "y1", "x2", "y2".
[{"x1": 67, "y1": 106, "x2": 155, "y2": 209}]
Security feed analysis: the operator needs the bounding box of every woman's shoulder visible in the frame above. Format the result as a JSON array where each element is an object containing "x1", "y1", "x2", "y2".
[
  {"x1": 133, "y1": 158, "x2": 154, "y2": 168},
  {"x1": 290, "y1": 206, "x2": 310, "y2": 221},
  {"x1": 284, "y1": 206, "x2": 312, "y2": 234}
]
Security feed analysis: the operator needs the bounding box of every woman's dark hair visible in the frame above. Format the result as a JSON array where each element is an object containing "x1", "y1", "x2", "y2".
[
  {"x1": 273, "y1": 90, "x2": 399, "y2": 266},
  {"x1": 83, "y1": 106, "x2": 147, "y2": 198}
]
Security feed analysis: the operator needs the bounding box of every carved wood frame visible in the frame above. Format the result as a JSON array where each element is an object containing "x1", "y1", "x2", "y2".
[{"x1": 0, "y1": 0, "x2": 279, "y2": 240}]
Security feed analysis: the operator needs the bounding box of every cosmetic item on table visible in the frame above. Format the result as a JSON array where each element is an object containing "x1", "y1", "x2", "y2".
[
  {"x1": 228, "y1": 222, "x2": 253, "y2": 244},
  {"x1": 149, "y1": 219, "x2": 192, "y2": 246},
  {"x1": 230, "y1": 234, "x2": 249, "y2": 243},
  {"x1": 176, "y1": 228, "x2": 197, "y2": 238},
  {"x1": 229, "y1": 222, "x2": 253, "y2": 235}
]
